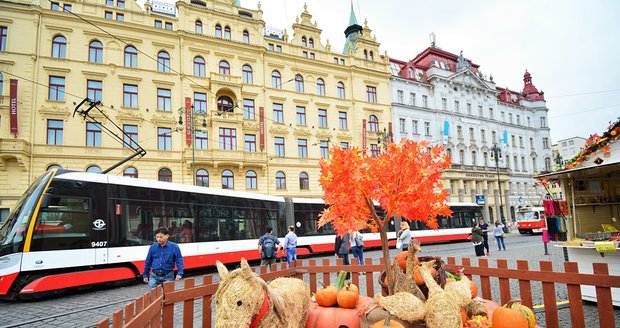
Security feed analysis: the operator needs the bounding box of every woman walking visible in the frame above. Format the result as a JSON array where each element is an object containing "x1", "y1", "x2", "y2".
[
  {"x1": 471, "y1": 222, "x2": 485, "y2": 257},
  {"x1": 493, "y1": 221, "x2": 506, "y2": 251},
  {"x1": 397, "y1": 222, "x2": 412, "y2": 251}
]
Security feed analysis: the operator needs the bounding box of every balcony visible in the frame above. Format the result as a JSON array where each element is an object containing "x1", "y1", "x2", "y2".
[{"x1": 209, "y1": 73, "x2": 241, "y2": 87}]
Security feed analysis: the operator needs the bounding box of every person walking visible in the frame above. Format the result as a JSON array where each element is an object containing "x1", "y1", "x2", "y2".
[
  {"x1": 479, "y1": 218, "x2": 490, "y2": 256},
  {"x1": 493, "y1": 221, "x2": 507, "y2": 251},
  {"x1": 351, "y1": 230, "x2": 365, "y2": 267},
  {"x1": 334, "y1": 231, "x2": 351, "y2": 279},
  {"x1": 258, "y1": 226, "x2": 281, "y2": 270},
  {"x1": 397, "y1": 221, "x2": 412, "y2": 251},
  {"x1": 471, "y1": 222, "x2": 485, "y2": 257},
  {"x1": 283, "y1": 225, "x2": 298, "y2": 267},
  {"x1": 143, "y1": 227, "x2": 184, "y2": 289}
]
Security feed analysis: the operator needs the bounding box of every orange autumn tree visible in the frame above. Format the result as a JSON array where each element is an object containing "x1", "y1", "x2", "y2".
[{"x1": 318, "y1": 139, "x2": 452, "y2": 295}]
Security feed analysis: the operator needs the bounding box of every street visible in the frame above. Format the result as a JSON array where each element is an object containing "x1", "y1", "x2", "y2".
[{"x1": 0, "y1": 233, "x2": 617, "y2": 327}]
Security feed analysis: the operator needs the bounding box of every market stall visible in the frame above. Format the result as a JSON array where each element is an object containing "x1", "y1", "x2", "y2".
[{"x1": 536, "y1": 118, "x2": 620, "y2": 306}]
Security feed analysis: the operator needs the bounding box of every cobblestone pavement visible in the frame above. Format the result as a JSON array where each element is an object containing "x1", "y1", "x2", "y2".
[{"x1": 0, "y1": 233, "x2": 618, "y2": 327}]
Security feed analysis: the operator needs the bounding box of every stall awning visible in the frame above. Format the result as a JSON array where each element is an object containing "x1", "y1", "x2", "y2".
[{"x1": 535, "y1": 161, "x2": 620, "y2": 180}]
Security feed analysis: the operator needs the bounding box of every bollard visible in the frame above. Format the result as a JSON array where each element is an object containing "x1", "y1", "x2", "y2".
[{"x1": 542, "y1": 228, "x2": 550, "y2": 255}]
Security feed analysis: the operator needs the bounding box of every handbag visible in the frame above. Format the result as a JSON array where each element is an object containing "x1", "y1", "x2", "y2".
[
  {"x1": 396, "y1": 239, "x2": 402, "y2": 249},
  {"x1": 472, "y1": 241, "x2": 482, "y2": 246}
]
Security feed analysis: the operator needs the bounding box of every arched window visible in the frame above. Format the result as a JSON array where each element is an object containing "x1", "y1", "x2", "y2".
[
  {"x1": 195, "y1": 20, "x2": 202, "y2": 34},
  {"x1": 243, "y1": 30, "x2": 249, "y2": 44},
  {"x1": 217, "y1": 96, "x2": 234, "y2": 112},
  {"x1": 301, "y1": 36, "x2": 307, "y2": 47},
  {"x1": 88, "y1": 40, "x2": 103, "y2": 63},
  {"x1": 271, "y1": 70, "x2": 281, "y2": 89},
  {"x1": 157, "y1": 51, "x2": 170, "y2": 72},
  {"x1": 368, "y1": 115, "x2": 379, "y2": 132},
  {"x1": 369, "y1": 51, "x2": 374, "y2": 61},
  {"x1": 47, "y1": 164, "x2": 62, "y2": 171},
  {"x1": 123, "y1": 166, "x2": 138, "y2": 178},
  {"x1": 446, "y1": 148, "x2": 452, "y2": 159},
  {"x1": 521, "y1": 156, "x2": 527, "y2": 172},
  {"x1": 224, "y1": 26, "x2": 231, "y2": 39},
  {"x1": 483, "y1": 152, "x2": 488, "y2": 167},
  {"x1": 514, "y1": 156, "x2": 519, "y2": 171},
  {"x1": 459, "y1": 149, "x2": 465, "y2": 164},
  {"x1": 544, "y1": 157, "x2": 551, "y2": 171},
  {"x1": 196, "y1": 169, "x2": 209, "y2": 187},
  {"x1": 158, "y1": 168, "x2": 172, "y2": 182},
  {"x1": 308, "y1": 38, "x2": 314, "y2": 48},
  {"x1": 316, "y1": 78, "x2": 325, "y2": 96},
  {"x1": 299, "y1": 172, "x2": 309, "y2": 190},
  {"x1": 363, "y1": 49, "x2": 368, "y2": 60},
  {"x1": 124, "y1": 45, "x2": 137, "y2": 68},
  {"x1": 246, "y1": 170, "x2": 257, "y2": 189},
  {"x1": 242, "y1": 64, "x2": 253, "y2": 84},
  {"x1": 471, "y1": 151, "x2": 477, "y2": 166},
  {"x1": 532, "y1": 157, "x2": 537, "y2": 172},
  {"x1": 215, "y1": 24, "x2": 222, "y2": 38},
  {"x1": 219, "y1": 60, "x2": 230, "y2": 75},
  {"x1": 275, "y1": 171, "x2": 286, "y2": 190},
  {"x1": 294, "y1": 74, "x2": 304, "y2": 93},
  {"x1": 52, "y1": 35, "x2": 67, "y2": 58},
  {"x1": 222, "y1": 169, "x2": 234, "y2": 189},
  {"x1": 337, "y1": 81, "x2": 345, "y2": 99},
  {"x1": 193, "y1": 56, "x2": 205, "y2": 77},
  {"x1": 86, "y1": 165, "x2": 101, "y2": 173}
]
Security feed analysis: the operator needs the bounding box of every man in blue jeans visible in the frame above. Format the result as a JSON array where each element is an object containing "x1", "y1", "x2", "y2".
[
  {"x1": 143, "y1": 227, "x2": 184, "y2": 289},
  {"x1": 283, "y1": 225, "x2": 298, "y2": 267}
]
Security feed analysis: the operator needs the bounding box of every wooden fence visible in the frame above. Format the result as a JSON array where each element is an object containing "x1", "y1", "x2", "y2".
[{"x1": 96, "y1": 257, "x2": 620, "y2": 328}]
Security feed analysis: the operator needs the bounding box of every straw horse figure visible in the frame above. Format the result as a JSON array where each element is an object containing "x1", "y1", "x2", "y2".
[{"x1": 215, "y1": 258, "x2": 309, "y2": 328}]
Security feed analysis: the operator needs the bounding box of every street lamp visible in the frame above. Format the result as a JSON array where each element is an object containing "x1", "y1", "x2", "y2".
[
  {"x1": 489, "y1": 143, "x2": 507, "y2": 230},
  {"x1": 377, "y1": 127, "x2": 393, "y2": 151},
  {"x1": 178, "y1": 106, "x2": 207, "y2": 185}
]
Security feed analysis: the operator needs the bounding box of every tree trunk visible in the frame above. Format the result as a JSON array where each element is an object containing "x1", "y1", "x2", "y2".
[{"x1": 379, "y1": 222, "x2": 394, "y2": 295}]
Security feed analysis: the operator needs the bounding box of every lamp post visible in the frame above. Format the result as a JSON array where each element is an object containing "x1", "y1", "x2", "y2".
[
  {"x1": 377, "y1": 127, "x2": 393, "y2": 152},
  {"x1": 178, "y1": 106, "x2": 207, "y2": 185},
  {"x1": 490, "y1": 143, "x2": 507, "y2": 230}
]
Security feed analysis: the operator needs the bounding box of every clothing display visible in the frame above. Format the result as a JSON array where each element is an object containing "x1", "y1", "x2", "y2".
[{"x1": 543, "y1": 199, "x2": 569, "y2": 216}]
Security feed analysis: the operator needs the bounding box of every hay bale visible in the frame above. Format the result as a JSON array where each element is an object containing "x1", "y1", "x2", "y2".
[{"x1": 375, "y1": 292, "x2": 426, "y2": 323}]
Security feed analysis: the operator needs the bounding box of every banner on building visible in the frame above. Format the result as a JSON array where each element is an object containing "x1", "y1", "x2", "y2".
[
  {"x1": 185, "y1": 97, "x2": 192, "y2": 146},
  {"x1": 10, "y1": 79, "x2": 18, "y2": 136},
  {"x1": 259, "y1": 107, "x2": 265, "y2": 151},
  {"x1": 388, "y1": 122, "x2": 393, "y2": 142},
  {"x1": 362, "y1": 119, "x2": 367, "y2": 150}
]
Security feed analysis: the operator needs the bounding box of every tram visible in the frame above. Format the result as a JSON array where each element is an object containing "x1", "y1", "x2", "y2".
[
  {"x1": 0, "y1": 170, "x2": 481, "y2": 299},
  {"x1": 515, "y1": 206, "x2": 546, "y2": 234}
]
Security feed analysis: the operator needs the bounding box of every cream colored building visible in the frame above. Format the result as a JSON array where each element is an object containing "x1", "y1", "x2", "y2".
[{"x1": 0, "y1": 0, "x2": 391, "y2": 214}]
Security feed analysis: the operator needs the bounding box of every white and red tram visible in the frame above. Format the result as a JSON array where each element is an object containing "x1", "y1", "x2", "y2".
[{"x1": 0, "y1": 170, "x2": 481, "y2": 299}]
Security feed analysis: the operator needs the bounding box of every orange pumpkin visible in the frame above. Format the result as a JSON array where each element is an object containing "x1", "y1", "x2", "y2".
[
  {"x1": 492, "y1": 299, "x2": 535, "y2": 328},
  {"x1": 337, "y1": 285, "x2": 359, "y2": 309},
  {"x1": 469, "y1": 280, "x2": 478, "y2": 299},
  {"x1": 394, "y1": 251, "x2": 419, "y2": 272},
  {"x1": 370, "y1": 314, "x2": 406, "y2": 328},
  {"x1": 305, "y1": 304, "x2": 364, "y2": 328},
  {"x1": 413, "y1": 264, "x2": 436, "y2": 285},
  {"x1": 315, "y1": 285, "x2": 338, "y2": 307}
]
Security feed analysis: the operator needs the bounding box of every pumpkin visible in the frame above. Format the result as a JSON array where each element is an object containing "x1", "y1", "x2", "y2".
[
  {"x1": 460, "y1": 308, "x2": 469, "y2": 326},
  {"x1": 370, "y1": 313, "x2": 406, "y2": 328},
  {"x1": 395, "y1": 251, "x2": 419, "y2": 272},
  {"x1": 305, "y1": 304, "x2": 364, "y2": 328},
  {"x1": 337, "y1": 284, "x2": 359, "y2": 308},
  {"x1": 469, "y1": 280, "x2": 478, "y2": 299},
  {"x1": 315, "y1": 285, "x2": 338, "y2": 307},
  {"x1": 492, "y1": 299, "x2": 536, "y2": 328},
  {"x1": 345, "y1": 281, "x2": 359, "y2": 295}
]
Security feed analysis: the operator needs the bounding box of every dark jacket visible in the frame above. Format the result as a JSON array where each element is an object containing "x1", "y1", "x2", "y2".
[
  {"x1": 334, "y1": 232, "x2": 350, "y2": 255},
  {"x1": 471, "y1": 226, "x2": 484, "y2": 244}
]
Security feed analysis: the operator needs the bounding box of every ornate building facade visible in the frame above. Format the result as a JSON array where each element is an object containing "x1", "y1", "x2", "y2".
[
  {"x1": 0, "y1": 0, "x2": 391, "y2": 213},
  {"x1": 390, "y1": 46, "x2": 552, "y2": 223}
]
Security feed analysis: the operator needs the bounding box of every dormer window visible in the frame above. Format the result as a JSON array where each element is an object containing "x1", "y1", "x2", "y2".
[
  {"x1": 309, "y1": 38, "x2": 314, "y2": 48},
  {"x1": 301, "y1": 36, "x2": 307, "y2": 47},
  {"x1": 369, "y1": 51, "x2": 374, "y2": 61}
]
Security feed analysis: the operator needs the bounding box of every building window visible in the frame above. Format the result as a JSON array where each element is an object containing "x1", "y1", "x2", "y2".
[
  {"x1": 117, "y1": 0, "x2": 125, "y2": 8},
  {"x1": 412, "y1": 120, "x2": 418, "y2": 134},
  {"x1": 105, "y1": 0, "x2": 113, "y2": 6},
  {"x1": 368, "y1": 115, "x2": 379, "y2": 132},
  {"x1": 51, "y1": 2, "x2": 60, "y2": 10},
  {"x1": 483, "y1": 152, "x2": 488, "y2": 166},
  {"x1": 509, "y1": 113, "x2": 513, "y2": 124},
  {"x1": 193, "y1": 56, "x2": 205, "y2": 77},
  {"x1": 410, "y1": 93, "x2": 416, "y2": 106},
  {"x1": 0, "y1": 26, "x2": 7, "y2": 51},
  {"x1": 320, "y1": 140, "x2": 329, "y2": 158},
  {"x1": 219, "y1": 60, "x2": 230, "y2": 75},
  {"x1": 543, "y1": 137, "x2": 549, "y2": 149},
  {"x1": 481, "y1": 129, "x2": 486, "y2": 142},
  {"x1": 219, "y1": 128, "x2": 236, "y2": 150},
  {"x1": 87, "y1": 80, "x2": 102, "y2": 102},
  {"x1": 195, "y1": 20, "x2": 202, "y2": 34},
  {"x1": 399, "y1": 118, "x2": 406, "y2": 133},
  {"x1": 88, "y1": 40, "x2": 103, "y2": 63},
  {"x1": 367, "y1": 86, "x2": 377, "y2": 103},
  {"x1": 48, "y1": 76, "x2": 65, "y2": 101},
  {"x1": 124, "y1": 46, "x2": 137, "y2": 68},
  {"x1": 469, "y1": 127, "x2": 475, "y2": 141},
  {"x1": 195, "y1": 130, "x2": 208, "y2": 149},
  {"x1": 276, "y1": 45, "x2": 282, "y2": 52},
  {"x1": 123, "y1": 124, "x2": 138, "y2": 148},
  {"x1": 51, "y1": 35, "x2": 67, "y2": 58},
  {"x1": 217, "y1": 96, "x2": 234, "y2": 112},
  {"x1": 274, "y1": 137, "x2": 285, "y2": 157},
  {"x1": 244, "y1": 134, "x2": 256, "y2": 152},
  {"x1": 47, "y1": 119, "x2": 63, "y2": 145},
  {"x1": 467, "y1": 103, "x2": 472, "y2": 115},
  {"x1": 273, "y1": 103, "x2": 284, "y2": 123},
  {"x1": 521, "y1": 157, "x2": 526, "y2": 171},
  {"x1": 296, "y1": 106, "x2": 306, "y2": 125},
  {"x1": 308, "y1": 38, "x2": 314, "y2": 48},
  {"x1": 340, "y1": 142, "x2": 349, "y2": 149},
  {"x1": 123, "y1": 167, "x2": 138, "y2": 178},
  {"x1": 272, "y1": 171, "x2": 286, "y2": 191},
  {"x1": 224, "y1": 26, "x2": 231, "y2": 39},
  {"x1": 545, "y1": 157, "x2": 551, "y2": 171},
  {"x1": 316, "y1": 78, "x2": 325, "y2": 96},
  {"x1": 243, "y1": 99, "x2": 255, "y2": 119},
  {"x1": 242, "y1": 64, "x2": 253, "y2": 83},
  {"x1": 455, "y1": 100, "x2": 460, "y2": 112},
  {"x1": 86, "y1": 122, "x2": 102, "y2": 147},
  {"x1": 442, "y1": 98, "x2": 447, "y2": 110},
  {"x1": 422, "y1": 95, "x2": 428, "y2": 107},
  {"x1": 339, "y1": 111, "x2": 348, "y2": 130},
  {"x1": 158, "y1": 168, "x2": 172, "y2": 182},
  {"x1": 158, "y1": 127, "x2": 172, "y2": 150},
  {"x1": 86, "y1": 165, "x2": 101, "y2": 173},
  {"x1": 299, "y1": 172, "x2": 309, "y2": 190},
  {"x1": 519, "y1": 136, "x2": 524, "y2": 148},
  {"x1": 295, "y1": 74, "x2": 304, "y2": 93},
  {"x1": 492, "y1": 131, "x2": 497, "y2": 144},
  {"x1": 215, "y1": 24, "x2": 222, "y2": 37},
  {"x1": 301, "y1": 36, "x2": 307, "y2": 47},
  {"x1": 511, "y1": 135, "x2": 516, "y2": 147},
  {"x1": 298, "y1": 139, "x2": 308, "y2": 158},
  {"x1": 246, "y1": 171, "x2": 257, "y2": 189},
  {"x1": 105, "y1": 11, "x2": 113, "y2": 19},
  {"x1": 370, "y1": 144, "x2": 380, "y2": 156},
  {"x1": 157, "y1": 51, "x2": 170, "y2": 72},
  {"x1": 337, "y1": 82, "x2": 345, "y2": 99},
  {"x1": 457, "y1": 126, "x2": 463, "y2": 139},
  {"x1": 363, "y1": 50, "x2": 368, "y2": 60},
  {"x1": 318, "y1": 109, "x2": 327, "y2": 128},
  {"x1": 478, "y1": 105, "x2": 483, "y2": 117},
  {"x1": 243, "y1": 30, "x2": 250, "y2": 44},
  {"x1": 424, "y1": 122, "x2": 431, "y2": 136},
  {"x1": 540, "y1": 117, "x2": 547, "y2": 128},
  {"x1": 194, "y1": 92, "x2": 207, "y2": 114},
  {"x1": 397, "y1": 90, "x2": 403, "y2": 103},
  {"x1": 459, "y1": 150, "x2": 465, "y2": 164},
  {"x1": 222, "y1": 170, "x2": 234, "y2": 189},
  {"x1": 489, "y1": 108, "x2": 494, "y2": 119},
  {"x1": 516, "y1": 115, "x2": 521, "y2": 125},
  {"x1": 0, "y1": 72, "x2": 3, "y2": 94},
  {"x1": 471, "y1": 151, "x2": 477, "y2": 166},
  {"x1": 164, "y1": 22, "x2": 172, "y2": 30},
  {"x1": 196, "y1": 169, "x2": 209, "y2": 187},
  {"x1": 154, "y1": 20, "x2": 162, "y2": 28},
  {"x1": 116, "y1": 13, "x2": 124, "y2": 21},
  {"x1": 157, "y1": 88, "x2": 171, "y2": 111},
  {"x1": 271, "y1": 70, "x2": 282, "y2": 89}
]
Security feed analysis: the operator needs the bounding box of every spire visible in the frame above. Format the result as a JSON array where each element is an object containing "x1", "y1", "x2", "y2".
[
  {"x1": 348, "y1": 1, "x2": 358, "y2": 26},
  {"x1": 343, "y1": 0, "x2": 363, "y2": 55}
]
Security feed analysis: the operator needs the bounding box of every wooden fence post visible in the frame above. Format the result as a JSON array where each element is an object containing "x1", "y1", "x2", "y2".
[
  {"x1": 564, "y1": 261, "x2": 585, "y2": 328},
  {"x1": 162, "y1": 281, "x2": 175, "y2": 327},
  {"x1": 540, "y1": 261, "x2": 559, "y2": 328},
  {"x1": 593, "y1": 263, "x2": 615, "y2": 328},
  {"x1": 183, "y1": 278, "x2": 196, "y2": 328},
  {"x1": 516, "y1": 260, "x2": 533, "y2": 308},
  {"x1": 202, "y1": 275, "x2": 213, "y2": 328}
]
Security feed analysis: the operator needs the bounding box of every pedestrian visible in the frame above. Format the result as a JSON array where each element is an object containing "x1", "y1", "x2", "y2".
[
  {"x1": 143, "y1": 227, "x2": 184, "y2": 289},
  {"x1": 479, "y1": 218, "x2": 490, "y2": 256},
  {"x1": 493, "y1": 221, "x2": 506, "y2": 251},
  {"x1": 283, "y1": 225, "x2": 298, "y2": 267},
  {"x1": 397, "y1": 221, "x2": 412, "y2": 251},
  {"x1": 334, "y1": 231, "x2": 351, "y2": 279},
  {"x1": 351, "y1": 230, "x2": 365, "y2": 267},
  {"x1": 471, "y1": 222, "x2": 485, "y2": 257},
  {"x1": 258, "y1": 226, "x2": 281, "y2": 271}
]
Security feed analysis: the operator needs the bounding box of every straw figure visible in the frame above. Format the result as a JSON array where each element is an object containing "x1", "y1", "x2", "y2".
[
  {"x1": 215, "y1": 259, "x2": 310, "y2": 328},
  {"x1": 405, "y1": 239, "x2": 426, "y2": 301},
  {"x1": 420, "y1": 260, "x2": 467, "y2": 328},
  {"x1": 375, "y1": 292, "x2": 426, "y2": 323}
]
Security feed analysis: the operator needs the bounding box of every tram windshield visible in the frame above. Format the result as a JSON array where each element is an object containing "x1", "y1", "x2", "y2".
[
  {"x1": 516, "y1": 210, "x2": 542, "y2": 222},
  {"x1": 0, "y1": 171, "x2": 54, "y2": 256}
]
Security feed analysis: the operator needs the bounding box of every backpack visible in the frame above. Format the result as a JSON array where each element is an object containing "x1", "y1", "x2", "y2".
[
  {"x1": 262, "y1": 237, "x2": 276, "y2": 259},
  {"x1": 354, "y1": 233, "x2": 364, "y2": 247}
]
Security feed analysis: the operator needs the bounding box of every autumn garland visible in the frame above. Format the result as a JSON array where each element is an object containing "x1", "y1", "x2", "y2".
[{"x1": 561, "y1": 116, "x2": 620, "y2": 170}]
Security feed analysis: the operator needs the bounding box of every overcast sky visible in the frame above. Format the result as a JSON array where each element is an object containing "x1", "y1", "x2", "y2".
[{"x1": 235, "y1": 0, "x2": 620, "y2": 143}]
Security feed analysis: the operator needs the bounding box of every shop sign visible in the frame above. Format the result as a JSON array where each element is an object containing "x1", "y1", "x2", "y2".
[
  {"x1": 475, "y1": 194, "x2": 485, "y2": 205},
  {"x1": 594, "y1": 241, "x2": 617, "y2": 253}
]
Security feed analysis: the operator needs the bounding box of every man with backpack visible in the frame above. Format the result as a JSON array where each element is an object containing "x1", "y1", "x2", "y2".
[{"x1": 258, "y1": 226, "x2": 281, "y2": 270}]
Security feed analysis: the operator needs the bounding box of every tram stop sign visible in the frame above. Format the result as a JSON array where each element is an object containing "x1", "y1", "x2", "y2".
[{"x1": 475, "y1": 195, "x2": 485, "y2": 205}]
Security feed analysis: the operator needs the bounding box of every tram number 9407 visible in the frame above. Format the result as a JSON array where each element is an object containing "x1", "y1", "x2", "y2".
[{"x1": 91, "y1": 241, "x2": 108, "y2": 247}]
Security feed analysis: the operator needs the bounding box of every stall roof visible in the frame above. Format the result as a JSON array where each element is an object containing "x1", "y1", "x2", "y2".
[{"x1": 535, "y1": 161, "x2": 620, "y2": 180}]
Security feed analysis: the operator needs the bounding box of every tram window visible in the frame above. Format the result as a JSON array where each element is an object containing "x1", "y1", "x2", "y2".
[{"x1": 31, "y1": 196, "x2": 91, "y2": 251}]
